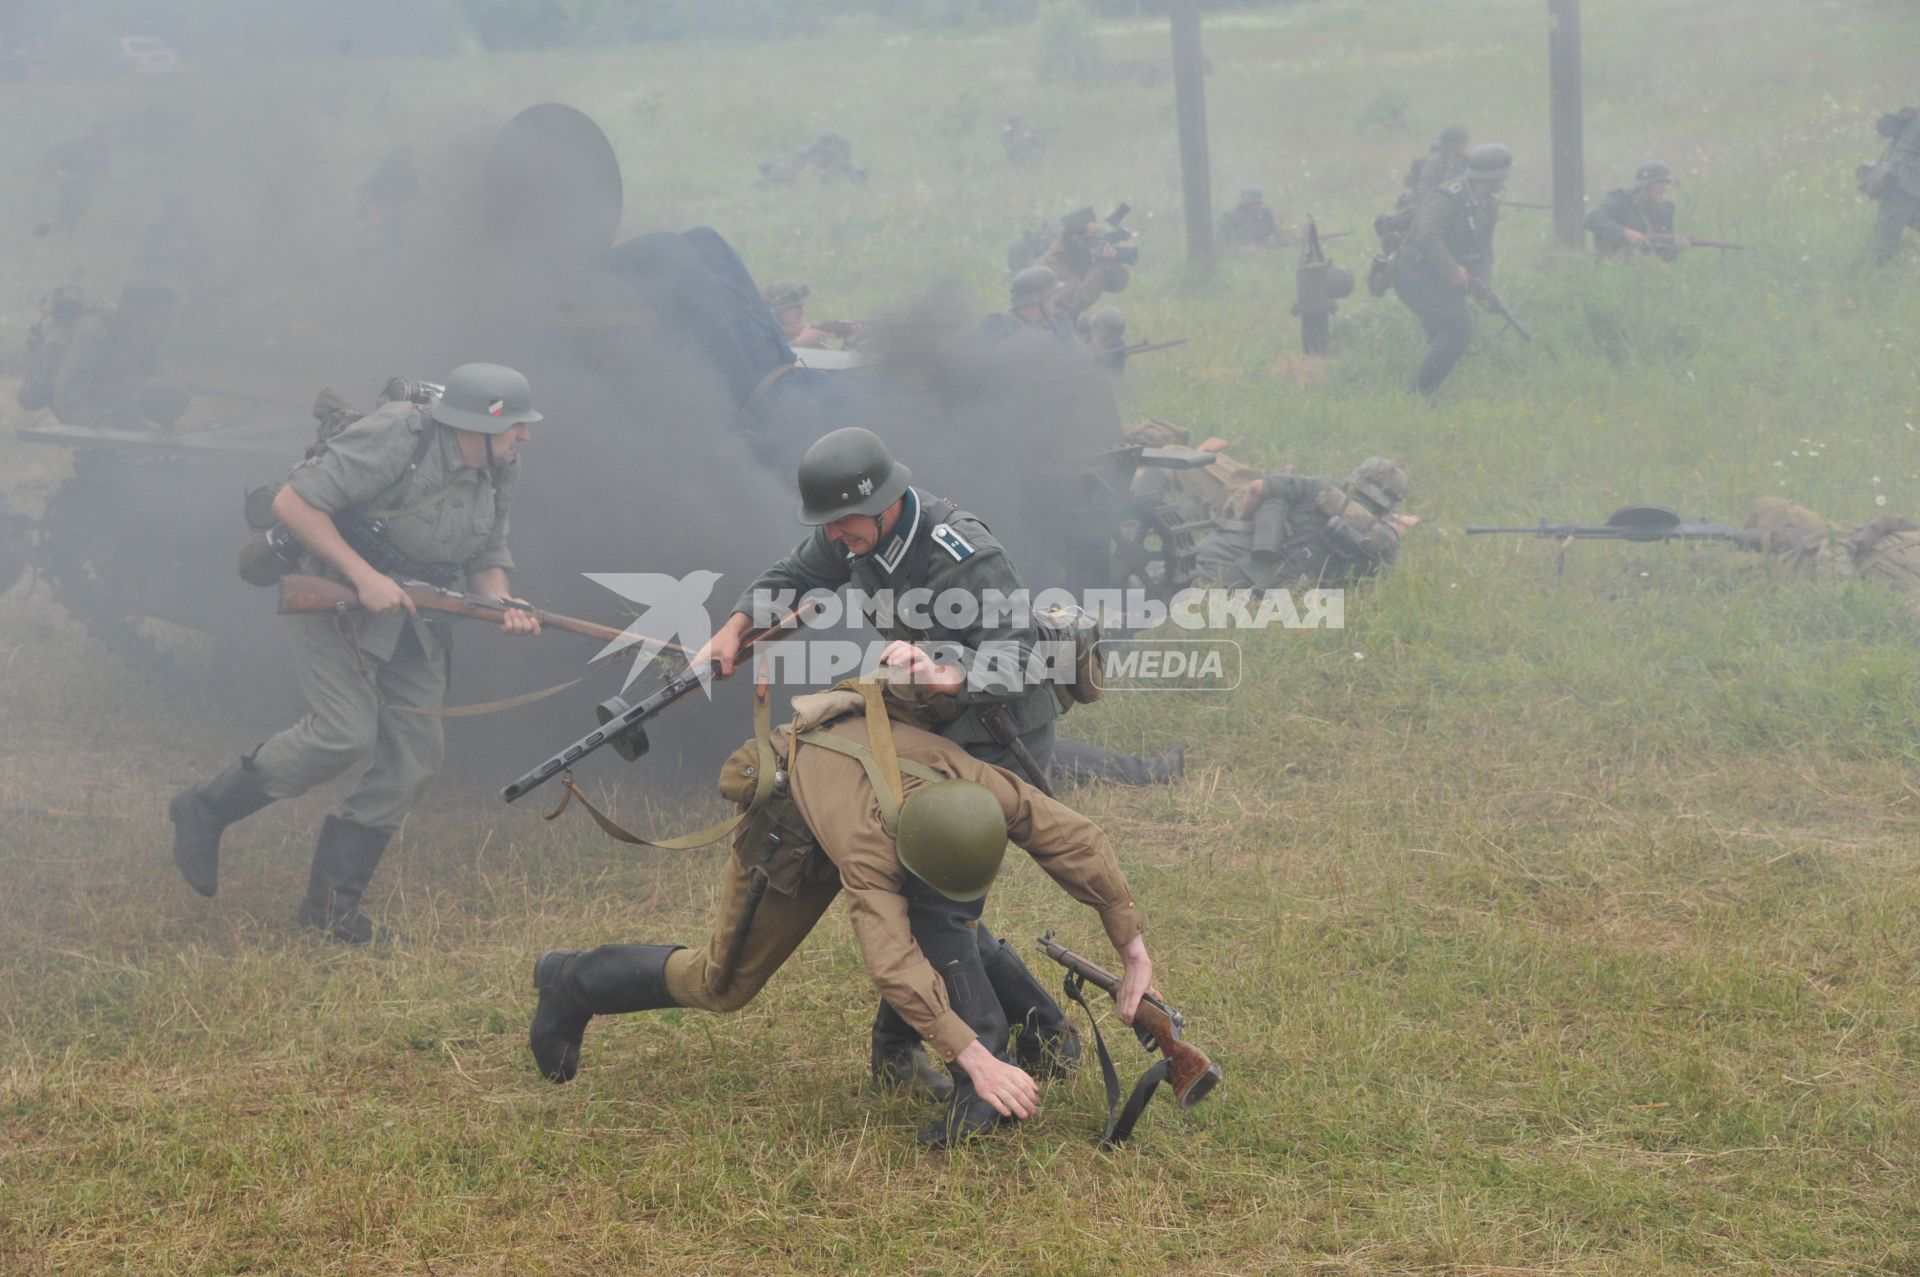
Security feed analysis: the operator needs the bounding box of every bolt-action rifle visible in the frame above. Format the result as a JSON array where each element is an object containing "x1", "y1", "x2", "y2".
[
  {"x1": 1645, "y1": 232, "x2": 1750, "y2": 252},
  {"x1": 277, "y1": 572, "x2": 656, "y2": 650},
  {"x1": 1499, "y1": 199, "x2": 1551, "y2": 211},
  {"x1": 1466, "y1": 277, "x2": 1531, "y2": 341},
  {"x1": 500, "y1": 599, "x2": 820, "y2": 803},
  {"x1": 1113, "y1": 337, "x2": 1189, "y2": 358},
  {"x1": 1037, "y1": 932, "x2": 1221, "y2": 1146}
]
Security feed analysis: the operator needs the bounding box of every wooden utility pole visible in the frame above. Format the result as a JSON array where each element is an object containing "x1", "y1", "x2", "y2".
[
  {"x1": 1547, "y1": 0, "x2": 1586, "y2": 248},
  {"x1": 1169, "y1": 0, "x2": 1214, "y2": 273}
]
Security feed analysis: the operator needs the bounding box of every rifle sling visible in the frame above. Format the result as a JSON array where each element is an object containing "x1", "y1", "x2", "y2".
[
  {"x1": 1060, "y1": 970, "x2": 1171, "y2": 1148},
  {"x1": 541, "y1": 681, "x2": 778, "y2": 850}
]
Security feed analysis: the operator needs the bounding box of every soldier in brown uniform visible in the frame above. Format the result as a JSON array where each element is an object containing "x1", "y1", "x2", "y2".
[
  {"x1": 528, "y1": 679, "x2": 1153, "y2": 1148},
  {"x1": 165, "y1": 365, "x2": 545, "y2": 943},
  {"x1": 1039, "y1": 208, "x2": 1133, "y2": 322}
]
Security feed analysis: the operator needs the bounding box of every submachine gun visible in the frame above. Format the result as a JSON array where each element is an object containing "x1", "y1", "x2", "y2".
[{"x1": 1037, "y1": 932, "x2": 1222, "y2": 1146}]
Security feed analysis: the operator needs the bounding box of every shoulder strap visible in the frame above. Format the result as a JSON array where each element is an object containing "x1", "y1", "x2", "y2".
[
  {"x1": 359, "y1": 416, "x2": 453, "y2": 520},
  {"x1": 543, "y1": 682, "x2": 777, "y2": 849}
]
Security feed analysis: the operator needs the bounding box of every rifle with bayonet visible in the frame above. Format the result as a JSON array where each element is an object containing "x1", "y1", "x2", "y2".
[
  {"x1": 1037, "y1": 932, "x2": 1221, "y2": 1146},
  {"x1": 1499, "y1": 200, "x2": 1551, "y2": 211},
  {"x1": 1114, "y1": 337, "x2": 1189, "y2": 358},
  {"x1": 1466, "y1": 277, "x2": 1530, "y2": 341},
  {"x1": 277, "y1": 572, "x2": 662, "y2": 651},
  {"x1": 500, "y1": 599, "x2": 820, "y2": 803}
]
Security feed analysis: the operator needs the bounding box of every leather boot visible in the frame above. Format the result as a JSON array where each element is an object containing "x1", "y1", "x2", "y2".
[
  {"x1": 529, "y1": 944, "x2": 682, "y2": 1084},
  {"x1": 979, "y1": 926, "x2": 1080, "y2": 1080},
  {"x1": 916, "y1": 953, "x2": 1015, "y2": 1150},
  {"x1": 869, "y1": 1001, "x2": 955, "y2": 1102},
  {"x1": 294, "y1": 815, "x2": 393, "y2": 945},
  {"x1": 167, "y1": 755, "x2": 274, "y2": 897}
]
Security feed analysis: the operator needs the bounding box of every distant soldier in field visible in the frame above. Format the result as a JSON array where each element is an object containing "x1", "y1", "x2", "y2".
[
  {"x1": 1039, "y1": 207, "x2": 1132, "y2": 322},
  {"x1": 1859, "y1": 106, "x2": 1920, "y2": 265},
  {"x1": 527, "y1": 678, "x2": 1155, "y2": 1147},
  {"x1": 1001, "y1": 115, "x2": 1052, "y2": 165},
  {"x1": 981, "y1": 266, "x2": 1077, "y2": 343},
  {"x1": 1585, "y1": 161, "x2": 1687, "y2": 261},
  {"x1": 47, "y1": 280, "x2": 190, "y2": 431},
  {"x1": 38, "y1": 123, "x2": 110, "y2": 234},
  {"x1": 1217, "y1": 187, "x2": 1280, "y2": 249},
  {"x1": 1194, "y1": 457, "x2": 1413, "y2": 590},
  {"x1": 762, "y1": 279, "x2": 861, "y2": 350},
  {"x1": 1079, "y1": 305, "x2": 1129, "y2": 373},
  {"x1": 165, "y1": 365, "x2": 545, "y2": 944},
  {"x1": 1398, "y1": 125, "x2": 1470, "y2": 210},
  {"x1": 1390, "y1": 143, "x2": 1510, "y2": 397},
  {"x1": 1742, "y1": 497, "x2": 1920, "y2": 618}
]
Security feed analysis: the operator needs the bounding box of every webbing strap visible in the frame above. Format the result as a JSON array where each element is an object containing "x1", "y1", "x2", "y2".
[
  {"x1": 542, "y1": 680, "x2": 777, "y2": 850},
  {"x1": 1061, "y1": 972, "x2": 1171, "y2": 1148},
  {"x1": 358, "y1": 420, "x2": 445, "y2": 518},
  {"x1": 793, "y1": 730, "x2": 947, "y2": 835}
]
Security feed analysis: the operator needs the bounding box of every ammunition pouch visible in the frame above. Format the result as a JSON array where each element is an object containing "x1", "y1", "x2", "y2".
[
  {"x1": 1314, "y1": 487, "x2": 1400, "y2": 563},
  {"x1": 1034, "y1": 603, "x2": 1103, "y2": 713},
  {"x1": 1248, "y1": 499, "x2": 1290, "y2": 565},
  {"x1": 718, "y1": 741, "x2": 833, "y2": 897},
  {"x1": 337, "y1": 517, "x2": 463, "y2": 588},
  {"x1": 236, "y1": 524, "x2": 304, "y2": 587}
]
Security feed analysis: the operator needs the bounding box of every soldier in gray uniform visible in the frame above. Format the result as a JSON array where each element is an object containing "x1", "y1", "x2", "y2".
[
  {"x1": 692, "y1": 428, "x2": 1169, "y2": 1130},
  {"x1": 50, "y1": 280, "x2": 190, "y2": 431},
  {"x1": 1585, "y1": 161, "x2": 1686, "y2": 260},
  {"x1": 1862, "y1": 106, "x2": 1920, "y2": 265},
  {"x1": 1399, "y1": 126, "x2": 1470, "y2": 210},
  {"x1": 1217, "y1": 188, "x2": 1280, "y2": 247},
  {"x1": 1391, "y1": 143, "x2": 1510, "y2": 396},
  {"x1": 1194, "y1": 458, "x2": 1411, "y2": 590},
  {"x1": 980, "y1": 265, "x2": 1077, "y2": 343},
  {"x1": 165, "y1": 365, "x2": 545, "y2": 944}
]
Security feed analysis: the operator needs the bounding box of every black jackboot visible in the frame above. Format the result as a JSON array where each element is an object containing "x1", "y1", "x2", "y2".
[
  {"x1": 869, "y1": 1001, "x2": 955, "y2": 1102},
  {"x1": 917, "y1": 949, "x2": 1016, "y2": 1150},
  {"x1": 529, "y1": 944, "x2": 682, "y2": 1084},
  {"x1": 167, "y1": 755, "x2": 274, "y2": 897},
  {"x1": 979, "y1": 926, "x2": 1081, "y2": 1080},
  {"x1": 294, "y1": 815, "x2": 394, "y2": 945}
]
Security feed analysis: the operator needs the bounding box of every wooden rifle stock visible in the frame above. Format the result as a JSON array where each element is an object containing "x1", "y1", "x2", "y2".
[
  {"x1": 276, "y1": 573, "x2": 671, "y2": 653},
  {"x1": 1037, "y1": 933, "x2": 1221, "y2": 1110}
]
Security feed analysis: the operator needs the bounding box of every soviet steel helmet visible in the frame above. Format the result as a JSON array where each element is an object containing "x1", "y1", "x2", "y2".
[
  {"x1": 1466, "y1": 143, "x2": 1513, "y2": 180},
  {"x1": 796, "y1": 427, "x2": 912, "y2": 525},
  {"x1": 762, "y1": 279, "x2": 810, "y2": 310},
  {"x1": 1634, "y1": 160, "x2": 1674, "y2": 188},
  {"x1": 431, "y1": 363, "x2": 541, "y2": 434},
  {"x1": 894, "y1": 780, "x2": 1008, "y2": 902},
  {"x1": 1347, "y1": 456, "x2": 1410, "y2": 510},
  {"x1": 1010, "y1": 265, "x2": 1061, "y2": 309}
]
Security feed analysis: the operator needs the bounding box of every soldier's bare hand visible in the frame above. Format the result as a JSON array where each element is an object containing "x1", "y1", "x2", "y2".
[
  {"x1": 356, "y1": 574, "x2": 415, "y2": 616},
  {"x1": 956, "y1": 1041, "x2": 1039, "y2": 1118},
  {"x1": 880, "y1": 640, "x2": 964, "y2": 693},
  {"x1": 499, "y1": 599, "x2": 541, "y2": 636},
  {"x1": 696, "y1": 616, "x2": 749, "y2": 678},
  {"x1": 1114, "y1": 934, "x2": 1153, "y2": 1025},
  {"x1": 1623, "y1": 229, "x2": 1649, "y2": 247},
  {"x1": 1449, "y1": 265, "x2": 1469, "y2": 288},
  {"x1": 1232, "y1": 479, "x2": 1264, "y2": 520}
]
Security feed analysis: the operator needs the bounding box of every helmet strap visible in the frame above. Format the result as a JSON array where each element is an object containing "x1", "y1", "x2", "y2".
[{"x1": 484, "y1": 433, "x2": 496, "y2": 469}]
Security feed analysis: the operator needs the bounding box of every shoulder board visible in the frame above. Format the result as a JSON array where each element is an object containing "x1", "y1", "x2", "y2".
[{"x1": 930, "y1": 522, "x2": 976, "y2": 563}]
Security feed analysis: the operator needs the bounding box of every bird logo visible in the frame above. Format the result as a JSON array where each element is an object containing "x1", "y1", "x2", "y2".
[{"x1": 584, "y1": 569, "x2": 724, "y2": 693}]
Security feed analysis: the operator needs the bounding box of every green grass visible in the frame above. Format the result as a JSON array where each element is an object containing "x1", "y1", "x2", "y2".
[{"x1": 5, "y1": 0, "x2": 1920, "y2": 1272}]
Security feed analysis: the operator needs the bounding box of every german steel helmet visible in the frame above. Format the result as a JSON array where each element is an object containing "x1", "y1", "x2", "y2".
[
  {"x1": 1634, "y1": 160, "x2": 1674, "y2": 187},
  {"x1": 1010, "y1": 265, "x2": 1061, "y2": 308},
  {"x1": 763, "y1": 279, "x2": 810, "y2": 309},
  {"x1": 796, "y1": 427, "x2": 912, "y2": 525},
  {"x1": 1466, "y1": 143, "x2": 1513, "y2": 180},
  {"x1": 1347, "y1": 456, "x2": 1410, "y2": 510},
  {"x1": 431, "y1": 363, "x2": 541, "y2": 434},
  {"x1": 894, "y1": 780, "x2": 1008, "y2": 902}
]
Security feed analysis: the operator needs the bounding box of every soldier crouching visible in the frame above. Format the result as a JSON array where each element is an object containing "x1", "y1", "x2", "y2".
[{"x1": 529, "y1": 679, "x2": 1154, "y2": 1149}]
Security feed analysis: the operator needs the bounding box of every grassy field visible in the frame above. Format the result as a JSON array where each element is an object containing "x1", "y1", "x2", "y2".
[{"x1": 5, "y1": 0, "x2": 1920, "y2": 1272}]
